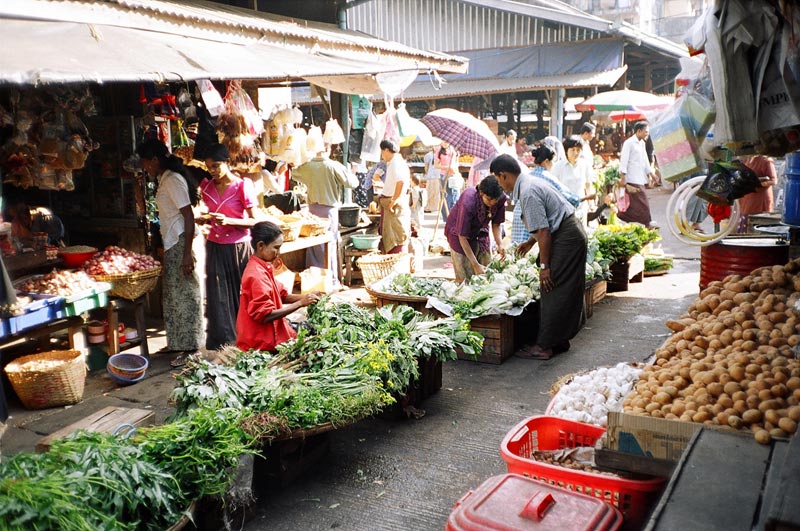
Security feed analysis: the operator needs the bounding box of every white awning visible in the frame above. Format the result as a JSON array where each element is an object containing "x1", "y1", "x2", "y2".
[
  {"x1": 0, "y1": 0, "x2": 467, "y2": 86},
  {"x1": 0, "y1": 19, "x2": 424, "y2": 85}
]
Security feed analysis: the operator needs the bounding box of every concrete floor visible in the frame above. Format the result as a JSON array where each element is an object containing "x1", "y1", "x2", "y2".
[{"x1": 1, "y1": 185, "x2": 700, "y2": 530}]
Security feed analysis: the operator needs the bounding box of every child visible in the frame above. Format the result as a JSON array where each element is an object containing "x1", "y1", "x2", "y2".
[
  {"x1": 409, "y1": 173, "x2": 426, "y2": 238},
  {"x1": 236, "y1": 221, "x2": 321, "y2": 352}
]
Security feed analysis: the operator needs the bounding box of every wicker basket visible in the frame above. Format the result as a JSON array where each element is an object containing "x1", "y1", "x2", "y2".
[
  {"x1": 356, "y1": 253, "x2": 412, "y2": 286},
  {"x1": 92, "y1": 267, "x2": 162, "y2": 300},
  {"x1": 300, "y1": 220, "x2": 330, "y2": 237},
  {"x1": 281, "y1": 222, "x2": 303, "y2": 242},
  {"x1": 4, "y1": 350, "x2": 86, "y2": 410}
]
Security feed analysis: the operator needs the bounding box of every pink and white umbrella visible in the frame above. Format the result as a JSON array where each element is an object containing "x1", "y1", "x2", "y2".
[
  {"x1": 575, "y1": 89, "x2": 672, "y2": 113},
  {"x1": 420, "y1": 108, "x2": 500, "y2": 160}
]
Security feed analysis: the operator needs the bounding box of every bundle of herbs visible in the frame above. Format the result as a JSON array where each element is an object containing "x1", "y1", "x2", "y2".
[
  {"x1": 170, "y1": 299, "x2": 482, "y2": 435},
  {"x1": 0, "y1": 431, "x2": 184, "y2": 531},
  {"x1": 592, "y1": 224, "x2": 660, "y2": 263}
]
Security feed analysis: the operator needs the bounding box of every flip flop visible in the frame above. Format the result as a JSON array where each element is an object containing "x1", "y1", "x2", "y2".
[
  {"x1": 515, "y1": 345, "x2": 554, "y2": 360},
  {"x1": 170, "y1": 353, "x2": 187, "y2": 368},
  {"x1": 156, "y1": 346, "x2": 184, "y2": 355}
]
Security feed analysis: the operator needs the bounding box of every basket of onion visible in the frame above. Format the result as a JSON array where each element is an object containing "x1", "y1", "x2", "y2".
[{"x1": 82, "y1": 246, "x2": 162, "y2": 300}]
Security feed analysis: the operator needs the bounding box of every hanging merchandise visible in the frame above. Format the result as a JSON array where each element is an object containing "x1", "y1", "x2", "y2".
[
  {"x1": 1, "y1": 87, "x2": 96, "y2": 191},
  {"x1": 218, "y1": 82, "x2": 259, "y2": 167},
  {"x1": 196, "y1": 79, "x2": 225, "y2": 117},
  {"x1": 171, "y1": 119, "x2": 189, "y2": 149},
  {"x1": 193, "y1": 103, "x2": 218, "y2": 161},
  {"x1": 360, "y1": 111, "x2": 386, "y2": 163},
  {"x1": 383, "y1": 97, "x2": 400, "y2": 143},
  {"x1": 307, "y1": 125, "x2": 325, "y2": 154},
  {"x1": 224, "y1": 80, "x2": 264, "y2": 137},
  {"x1": 323, "y1": 118, "x2": 345, "y2": 145},
  {"x1": 686, "y1": 1, "x2": 800, "y2": 155},
  {"x1": 281, "y1": 125, "x2": 307, "y2": 167},
  {"x1": 696, "y1": 160, "x2": 762, "y2": 205},
  {"x1": 348, "y1": 129, "x2": 365, "y2": 164},
  {"x1": 350, "y1": 95, "x2": 371, "y2": 130}
]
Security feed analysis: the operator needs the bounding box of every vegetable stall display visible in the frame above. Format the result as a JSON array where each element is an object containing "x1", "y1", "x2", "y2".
[
  {"x1": 0, "y1": 407, "x2": 257, "y2": 530},
  {"x1": 172, "y1": 298, "x2": 483, "y2": 436},
  {"x1": 622, "y1": 260, "x2": 800, "y2": 444},
  {"x1": 591, "y1": 224, "x2": 661, "y2": 265},
  {"x1": 375, "y1": 251, "x2": 541, "y2": 319}
]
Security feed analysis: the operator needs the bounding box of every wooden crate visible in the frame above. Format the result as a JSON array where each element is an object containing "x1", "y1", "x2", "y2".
[
  {"x1": 585, "y1": 279, "x2": 608, "y2": 318},
  {"x1": 36, "y1": 405, "x2": 154, "y2": 452},
  {"x1": 608, "y1": 254, "x2": 645, "y2": 293},
  {"x1": 457, "y1": 314, "x2": 515, "y2": 364}
]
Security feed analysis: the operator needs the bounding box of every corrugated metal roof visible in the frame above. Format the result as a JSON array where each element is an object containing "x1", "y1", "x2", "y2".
[
  {"x1": 399, "y1": 66, "x2": 628, "y2": 100},
  {"x1": 0, "y1": 0, "x2": 468, "y2": 75},
  {"x1": 343, "y1": 0, "x2": 687, "y2": 59},
  {"x1": 0, "y1": 18, "x2": 420, "y2": 84}
]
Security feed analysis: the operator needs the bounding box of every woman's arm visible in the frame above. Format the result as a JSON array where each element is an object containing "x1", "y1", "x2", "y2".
[
  {"x1": 214, "y1": 206, "x2": 260, "y2": 227},
  {"x1": 179, "y1": 205, "x2": 196, "y2": 275},
  {"x1": 491, "y1": 222, "x2": 506, "y2": 259},
  {"x1": 458, "y1": 235, "x2": 485, "y2": 276},
  {"x1": 262, "y1": 292, "x2": 320, "y2": 322}
]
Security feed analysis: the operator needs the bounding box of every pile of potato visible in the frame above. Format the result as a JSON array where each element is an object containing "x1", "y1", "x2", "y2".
[{"x1": 622, "y1": 260, "x2": 800, "y2": 445}]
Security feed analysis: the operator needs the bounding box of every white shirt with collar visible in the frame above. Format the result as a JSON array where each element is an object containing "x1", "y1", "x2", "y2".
[{"x1": 619, "y1": 135, "x2": 653, "y2": 186}]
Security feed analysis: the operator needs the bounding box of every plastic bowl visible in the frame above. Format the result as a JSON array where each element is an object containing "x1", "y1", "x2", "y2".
[
  {"x1": 107, "y1": 353, "x2": 149, "y2": 383},
  {"x1": 351, "y1": 234, "x2": 381, "y2": 250},
  {"x1": 59, "y1": 247, "x2": 97, "y2": 268}
]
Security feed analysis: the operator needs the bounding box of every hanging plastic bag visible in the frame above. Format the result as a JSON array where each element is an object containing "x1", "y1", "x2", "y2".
[
  {"x1": 307, "y1": 125, "x2": 325, "y2": 154},
  {"x1": 360, "y1": 111, "x2": 386, "y2": 163},
  {"x1": 224, "y1": 80, "x2": 264, "y2": 136},
  {"x1": 383, "y1": 106, "x2": 400, "y2": 142},
  {"x1": 614, "y1": 186, "x2": 630, "y2": 213},
  {"x1": 323, "y1": 118, "x2": 346, "y2": 145},
  {"x1": 196, "y1": 79, "x2": 225, "y2": 117}
]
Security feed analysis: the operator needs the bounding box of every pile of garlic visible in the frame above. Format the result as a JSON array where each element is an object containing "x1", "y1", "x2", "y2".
[{"x1": 549, "y1": 363, "x2": 643, "y2": 427}]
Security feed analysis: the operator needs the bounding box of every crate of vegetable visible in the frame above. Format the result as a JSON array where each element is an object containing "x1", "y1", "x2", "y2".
[
  {"x1": 5, "y1": 294, "x2": 64, "y2": 335},
  {"x1": 455, "y1": 313, "x2": 515, "y2": 364},
  {"x1": 585, "y1": 279, "x2": 608, "y2": 318},
  {"x1": 15, "y1": 270, "x2": 111, "y2": 317}
]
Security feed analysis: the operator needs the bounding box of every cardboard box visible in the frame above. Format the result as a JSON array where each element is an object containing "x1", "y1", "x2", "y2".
[{"x1": 606, "y1": 411, "x2": 702, "y2": 462}]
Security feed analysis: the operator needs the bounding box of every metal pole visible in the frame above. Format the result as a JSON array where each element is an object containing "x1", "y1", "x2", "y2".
[
  {"x1": 550, "y1": 88, "x2": 565, "y2": 140},
  {"x1": 337, "y1": 7, "x2": 351, "y2": 167}
]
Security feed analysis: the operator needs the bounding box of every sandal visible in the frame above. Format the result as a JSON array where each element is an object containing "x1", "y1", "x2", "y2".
[
  {"x1": 157, "y1": 347, "x2": 184, "y2": 355},
  {"x1": 170, "y1": 353, "x2": 188, "y2": 368},
  {"x1": 515, "y1": 345, "x2": 554, "y2": 360}
]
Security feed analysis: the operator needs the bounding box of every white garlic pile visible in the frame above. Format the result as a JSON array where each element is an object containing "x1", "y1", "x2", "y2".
[{"x1": 548, "y1": 362, "x2": 643, "y2": 427}]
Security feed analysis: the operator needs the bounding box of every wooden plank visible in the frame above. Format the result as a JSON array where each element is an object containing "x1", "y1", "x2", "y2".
[
  {"x1": 765, "y1": 432, "x2": 800, "y2": 530},
  {"x1": 595, "y1": 447, "x2": 676, "y2": 479},
  {"x1": 36, "y1": 405, "x2": 154, "y2": 452},
  {"x1": 758, "y1": 439, "x2": 790, "y2": 531},
  {"x1": 645, "y1": 428, "x2": 771, "y2": 531}
]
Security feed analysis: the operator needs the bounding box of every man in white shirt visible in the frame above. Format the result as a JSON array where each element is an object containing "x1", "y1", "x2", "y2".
[
  {"x1": 618, "y1": 121, "x2": 657, "y2": 228},
  {"x1": 498, "y1": 129, "x2": 518, "y2": 157},
  {"x1": 579, "y1": 122, "x2": 596, "y2": 166},
  {"x1": 378, "y1": 139, "x2": 411, "y2": 253}
]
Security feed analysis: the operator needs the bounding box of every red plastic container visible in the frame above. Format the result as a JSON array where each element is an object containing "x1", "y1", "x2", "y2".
[
  {"x1": 447, "y1": 474, "x2": 623, "y2": 531},
  {"x1": 58, "y1": 247, "x2": 97, "y2": 268},
  {"x1": 500, "y1": 416, "x2": 665, "y2": 530}
]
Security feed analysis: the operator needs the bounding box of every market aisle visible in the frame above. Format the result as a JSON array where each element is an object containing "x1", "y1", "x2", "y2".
[{"x1": 243, "y1": 189, "x2": 702, "y2": 530}]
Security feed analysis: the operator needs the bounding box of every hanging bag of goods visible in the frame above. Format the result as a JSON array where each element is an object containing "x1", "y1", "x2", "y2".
[
  {"x1": 224, "y1": 80, "x2": 264, "y2": 137},
  {"x1": 218, "y1": 81, "x2": 258, "y2": 166}
]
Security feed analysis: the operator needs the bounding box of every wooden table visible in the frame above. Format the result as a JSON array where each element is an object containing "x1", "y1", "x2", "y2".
[{"x1": 278, "y1": 233, "x2": 338, "y2": 281}]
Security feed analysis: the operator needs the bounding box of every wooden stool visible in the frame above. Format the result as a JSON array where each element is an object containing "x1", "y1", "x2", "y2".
[
  {"x1": 105, "y1": 296, "x2": 149, "y2": 357},
  {"x1": 343, "y1": 247, "x2": 374, "y2": 286}
]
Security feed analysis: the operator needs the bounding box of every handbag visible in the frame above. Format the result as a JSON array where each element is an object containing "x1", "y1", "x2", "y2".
[{"x1": 615, "y1": 186, "x2": 630, "y2": 213}]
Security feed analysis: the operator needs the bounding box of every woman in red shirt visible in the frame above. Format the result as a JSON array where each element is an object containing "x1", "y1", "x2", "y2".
[{"x1": 236, "y1": 221, "x2": 321, "y2": 352}]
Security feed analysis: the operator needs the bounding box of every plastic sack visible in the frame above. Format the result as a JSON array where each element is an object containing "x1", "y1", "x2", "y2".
[
  {"x1": 383, "y1": 107, "x2": 400, "y2": 142},
  {"x1": 196, "y1": 79, "x2": 225, "y2": 117},
  {"x1": 300, "y1": 266, "x2": 335, "y2": 294},
  {"x1": 615, "y1": 186, "x2": 630, "y2": 213},
  {"x1": 281, "y1": 125, "x2": 306, "y2": 167},
  {"x1": 323, "y1": 118, "x2": 346, "y2": 145},
  {"x1": 360, "y1": 111, "x2": 386, "y2": 163},
  {"x1": 307, "y1": 125, "x2": 325, "y2": 154}
]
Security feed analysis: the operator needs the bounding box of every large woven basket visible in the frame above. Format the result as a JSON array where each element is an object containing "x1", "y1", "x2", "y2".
[
  {"x1": 4, "y1": 350, "x2": 86, "y2": 410},
  {"x1": 92, "y1": 267, "x2": 162, "y2": 300},
  {"x1": 356, "y1": 253, "x2": 412, "y2": 286}
]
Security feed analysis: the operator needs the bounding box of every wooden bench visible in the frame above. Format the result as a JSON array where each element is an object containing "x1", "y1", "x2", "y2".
[{"x1": 36, "y1": 405, "x2": 154, "y2": 452}]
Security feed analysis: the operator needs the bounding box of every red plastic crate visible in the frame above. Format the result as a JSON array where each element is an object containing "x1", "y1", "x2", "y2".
[{"x1": 500, "y1": 416, "x2": 665, "y2": 530}]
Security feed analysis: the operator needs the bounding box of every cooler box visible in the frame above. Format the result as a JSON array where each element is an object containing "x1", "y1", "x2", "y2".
[{"x1": 447, "y1": 473, "x2": 623, "y2": 531}]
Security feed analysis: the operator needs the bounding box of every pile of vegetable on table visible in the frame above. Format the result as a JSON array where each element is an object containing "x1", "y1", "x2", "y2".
[{"x1": 372, "y1": 250, "x2": 541, "y2": 319}]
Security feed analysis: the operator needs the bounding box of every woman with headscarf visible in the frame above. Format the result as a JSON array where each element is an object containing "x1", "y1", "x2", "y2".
[
  {"x1": 445, "y1": 175, "x2": 507, "y2": 282},
  {"x1": 199, "y1": 143, "x2": 259, "y2": 350},
  {"x1": 137, "y1": 139, "x2": 203, "y2": 367}
]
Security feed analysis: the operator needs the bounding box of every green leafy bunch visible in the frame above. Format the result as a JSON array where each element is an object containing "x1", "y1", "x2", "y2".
[{"x1": 593, "y1": 224, "x2": 661, "y2": 262}]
